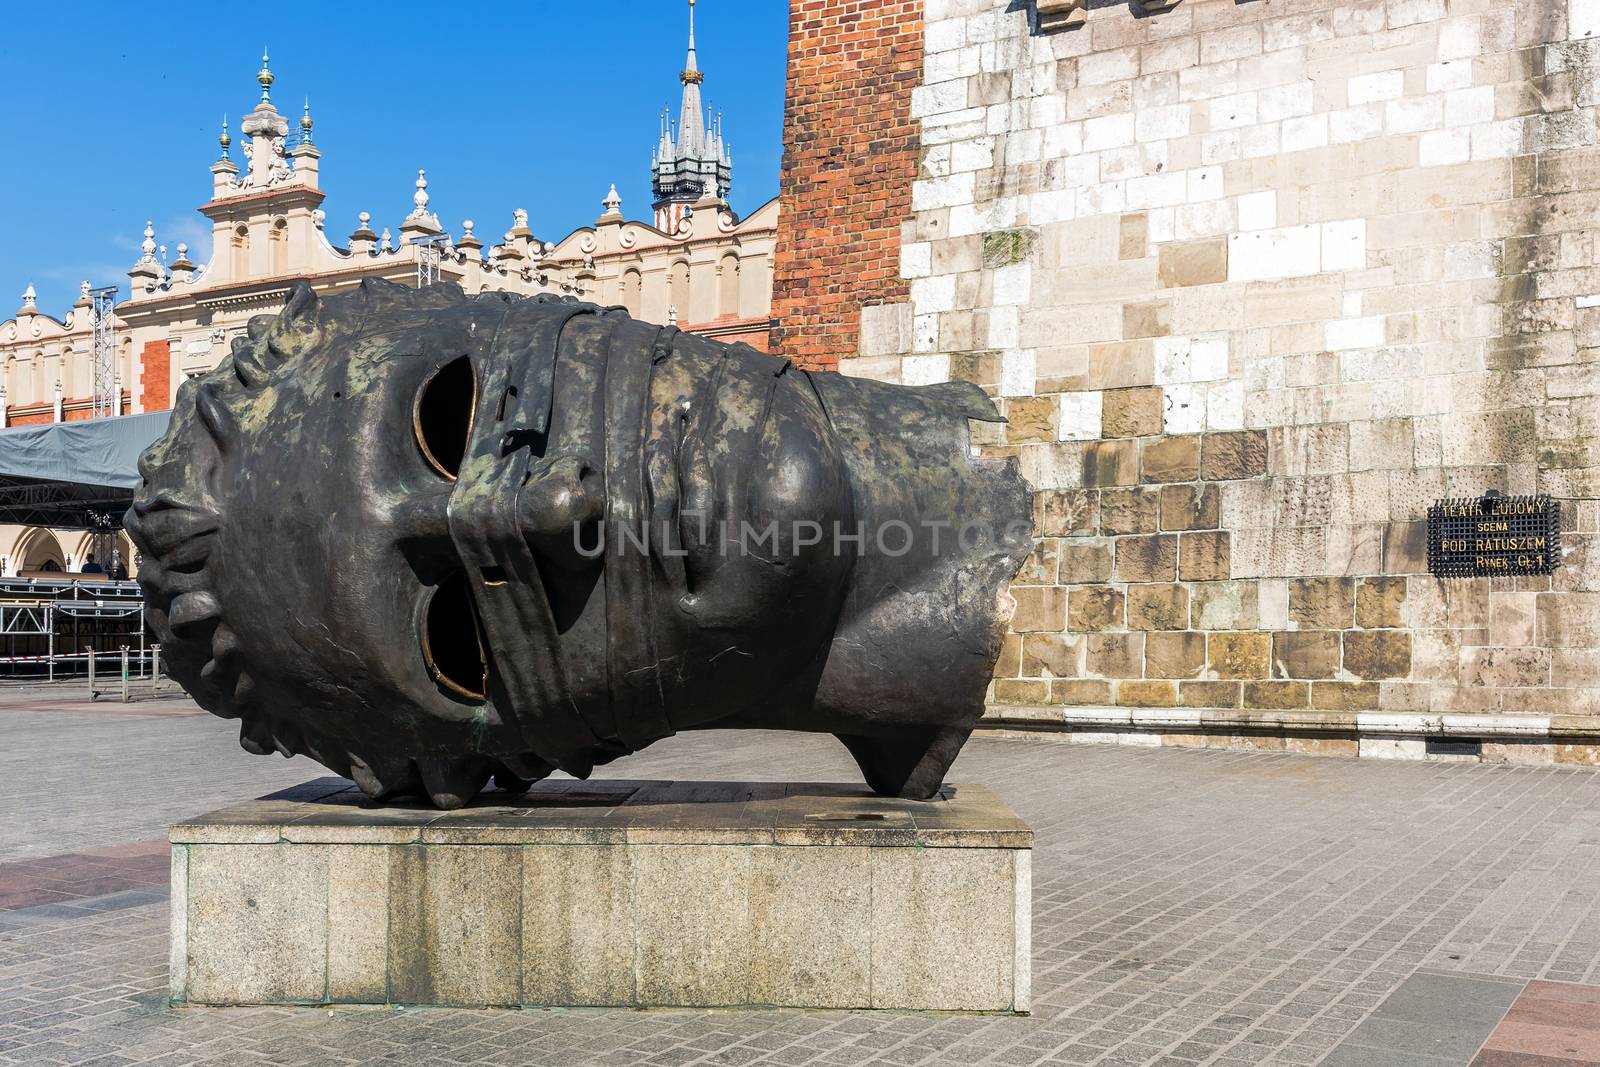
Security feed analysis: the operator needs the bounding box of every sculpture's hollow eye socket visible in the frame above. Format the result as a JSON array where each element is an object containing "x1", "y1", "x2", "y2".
[
  {"x1": 421, "y1": 571, "x2": 488, "y2": 701},
  {"x1": 414, "y1": 356, "x2": 476, "y2": 480}
]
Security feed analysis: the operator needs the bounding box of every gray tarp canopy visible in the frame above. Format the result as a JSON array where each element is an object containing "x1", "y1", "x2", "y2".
[{"x1": 0, "y1": 411, "x2": 171, "y2": 527}]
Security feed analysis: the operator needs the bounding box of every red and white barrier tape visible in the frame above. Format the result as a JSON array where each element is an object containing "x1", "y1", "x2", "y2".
[{"x1": 0, "y1": 651, "x2": 155, "y2": 664}]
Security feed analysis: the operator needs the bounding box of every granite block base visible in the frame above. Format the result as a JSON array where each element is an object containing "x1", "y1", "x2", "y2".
[{"x1": 169, "y1": 778, "x2": 1032, "y2": 1013}]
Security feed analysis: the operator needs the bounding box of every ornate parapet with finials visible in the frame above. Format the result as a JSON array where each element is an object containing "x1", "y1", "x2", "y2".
[{"x1": 126, "y1": 279, "x2": 1033, "y2": 809}]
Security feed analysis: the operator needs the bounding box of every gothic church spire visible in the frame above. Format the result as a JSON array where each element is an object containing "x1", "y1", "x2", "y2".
[{"x1": 651, "y1": 0, "x2": 732, "y2": 232}]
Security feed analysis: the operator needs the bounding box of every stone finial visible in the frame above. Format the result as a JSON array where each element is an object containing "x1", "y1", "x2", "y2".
[
  {"x1": 400, "y1": 170, "x2": 441, "y2": 236},
  {"x1": 171, "y1": 244, "x2": 197, "y2": 283},
  {"x1": 380, "y1": 228, "x2": 393, "y2": 252},
  {"x1": 130, "y1": 221, "x2": 162, "y2": 288},
  {"x1": 258, "y1": 47, "x2": 274, "y2": 104},
  {"x1": 76, "y1": 280, "x2": 92, "y2": 307},
  {"x1": 601, "y1": 183, "x2": 624, "y2": 218},
  {"x1": 348, "y1": 211, "x2": 377, "y2": 254},
  {"x1": 410, "y1": 169, "x2": 430, "y2": 217},
  {"x1": 19, "y1": 284, "x2": 36, "y2": 313},
  {"x1": 456, "y1": 220, "x2": 482, "y2": 261},
  {"x1": 494, "y1": 210, "x2": 530, "y2": 265}
]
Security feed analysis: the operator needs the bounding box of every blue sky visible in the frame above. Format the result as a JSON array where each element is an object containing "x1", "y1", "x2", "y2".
[{"x1": 0, "y1": 1, "x2": 788, "y2": 319}]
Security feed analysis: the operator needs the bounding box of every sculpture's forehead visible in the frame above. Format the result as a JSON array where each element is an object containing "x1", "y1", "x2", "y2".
[
  {"x1": 314, "y1": 313, "x2": 498, "y2": 388},
  {"x1": 338, "y1": 309, "x2": 494, "y2": 353}
]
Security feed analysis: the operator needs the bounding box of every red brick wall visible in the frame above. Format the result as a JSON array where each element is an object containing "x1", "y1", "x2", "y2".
[
  {"x1": 768, "y1": 0, "x2": 923, "y2": 370},
  {"x1": 6, "y1": 395, "x2": 135, "y2": 425},
  {"x1": 687, "y1": 317, "x2": 772, "y2": 352},
  {"x1": 139, "y1": 339, "x2": 171, "y2": 412}
]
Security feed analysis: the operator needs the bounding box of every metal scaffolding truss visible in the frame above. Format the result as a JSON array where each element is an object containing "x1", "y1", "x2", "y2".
[
  {"x1": 0, "y1": 478, "x2": 135, "y2": 528},
  {"x1": 0, "y1": 577, "x2": 141, "y2": 600},
  {"x1": 52, "y1": 604, "x2": 144, "y2": 621},
  {"x1": 414, "y1": 233, "x2": 451, "y2": 288},
  {"x1": 89, "y1": 285, "x2": 119, "y2": 420},
  {"x1": 0, "y1": 604, "x2": 50, "y2": 636}
]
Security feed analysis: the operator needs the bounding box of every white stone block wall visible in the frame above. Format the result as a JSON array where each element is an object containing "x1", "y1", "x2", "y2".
[{"x1": 848, "y1": 0, "x2": 1600, "y2": 740}]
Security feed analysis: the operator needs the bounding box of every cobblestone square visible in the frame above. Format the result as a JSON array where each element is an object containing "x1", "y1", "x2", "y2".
[{"x1": 2, "y1": 691, "x2": 1598, "y2": 1065}]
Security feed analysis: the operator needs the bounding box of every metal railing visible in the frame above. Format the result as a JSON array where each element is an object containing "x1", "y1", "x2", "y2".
[
  {"x1": 85, "y1": 645, "x2": 167, "y2": 702},
  {"x1": 0, "y1": 600, "x2": 150, "y2": 681},
  {"x1": 0, "y1": 577, "x2": 141, "y2": 601}
]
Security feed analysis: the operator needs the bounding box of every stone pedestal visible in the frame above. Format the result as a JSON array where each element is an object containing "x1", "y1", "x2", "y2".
[{"x1": 170, "y1": 778, "x2": 1032, "y2": 1012}]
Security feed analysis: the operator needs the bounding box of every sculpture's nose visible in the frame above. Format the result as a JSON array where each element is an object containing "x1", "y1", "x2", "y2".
[{"x1": 519, "y1": 453, "x2": 604, "y2": 569}]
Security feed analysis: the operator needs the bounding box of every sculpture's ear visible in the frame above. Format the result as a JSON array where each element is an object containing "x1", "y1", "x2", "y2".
[{"x1": 266, "y1": 280, "x2": 324, "y2": 360}]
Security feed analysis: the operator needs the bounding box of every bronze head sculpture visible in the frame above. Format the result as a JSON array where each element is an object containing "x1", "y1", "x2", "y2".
[{"x1": 126, "y1": 280, "x2": 1032, "y2": 808}]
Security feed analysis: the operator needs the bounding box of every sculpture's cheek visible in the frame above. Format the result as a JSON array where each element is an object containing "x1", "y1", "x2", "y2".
[{"x1": 675, "y1": 384, "x2": 854, "y2": 644}]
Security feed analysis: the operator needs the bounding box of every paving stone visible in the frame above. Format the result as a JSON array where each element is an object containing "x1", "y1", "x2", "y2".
[{"x1": 3, "y1": 693, "x2": 1600, "y2": 1065}]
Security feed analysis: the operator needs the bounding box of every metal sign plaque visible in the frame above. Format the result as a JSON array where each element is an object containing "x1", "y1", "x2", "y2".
[{"x1": 1426, "y1": 493, "x2": 1560, "y2": 577}]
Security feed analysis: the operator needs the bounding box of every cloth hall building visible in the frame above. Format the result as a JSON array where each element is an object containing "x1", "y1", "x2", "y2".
[{"x1": 0, "y1": 12, "x2": 772, "y2": 576}]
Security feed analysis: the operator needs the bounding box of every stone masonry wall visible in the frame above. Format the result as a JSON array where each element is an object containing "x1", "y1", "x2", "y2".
[
  {"x1": 769, "y1": 0, "x2": 924, "y2": 369},
  {"x1": 838, "y1": 0, "x2": 1600, "y2": 739}
]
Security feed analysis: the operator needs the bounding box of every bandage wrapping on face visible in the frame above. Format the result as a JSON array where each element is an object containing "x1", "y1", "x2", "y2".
[{"x1": 127, "y1": 279, "x2": 1033, "y2": 808}]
